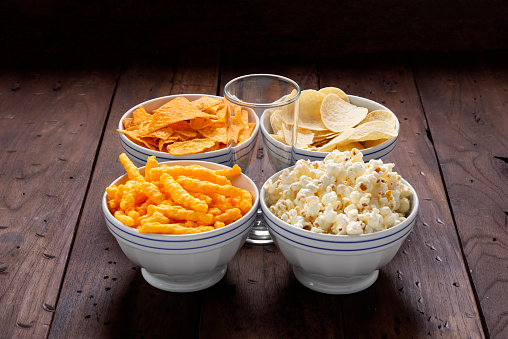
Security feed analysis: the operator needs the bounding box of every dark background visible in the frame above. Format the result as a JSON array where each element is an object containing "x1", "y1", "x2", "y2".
[{"x1": 1, "y1": 0, "x2": 507, "y2": 57}]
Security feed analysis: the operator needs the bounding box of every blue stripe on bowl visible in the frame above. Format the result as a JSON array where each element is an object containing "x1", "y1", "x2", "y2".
[
  {"x1": 106, "y1": 221, "x2": 249, "y2": 251},
  {"x1": 267, "y1": 219, "x2": 414, "y2": 252},
  {"x1": 262, "y1": 133, "x2": 291, "y2": 155},
  {"x1": 233, "y1": 136, "x2": 258, "y2": 162},
  {"x1": 263, "y1": 211, "x2": 414, "y2": 244},
  {"x1": 105, "y1": 209, "x2": 255, "y2": 244},
  {"x1": 105, "y1": 213, "x2": 254, "y2": 251}
]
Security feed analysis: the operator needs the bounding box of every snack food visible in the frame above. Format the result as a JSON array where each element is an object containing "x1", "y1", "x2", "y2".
[
  {"x1": 270, "y1": 87, "x2": 398, "y2": 152},
  {"x1": 106, "y1": 154, "x2": 253, "y2": 234},
  {"x1": 263, "y1": 149, "x2": 412, "y2": 235},
  {"x1": 119, "y1": 96, "x2": 255, "y2": 155}
]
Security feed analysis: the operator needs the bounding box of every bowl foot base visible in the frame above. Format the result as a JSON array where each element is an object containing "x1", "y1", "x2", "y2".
[
  {"x1": 245, "y1": 209, "x2": 273, "y2": 245},
  {"x1": 293, "y1": 267, "x2": 379, "y2": 294},
  {"x1": 141, "y1": 265, "x2": 227, "y2": 292}
]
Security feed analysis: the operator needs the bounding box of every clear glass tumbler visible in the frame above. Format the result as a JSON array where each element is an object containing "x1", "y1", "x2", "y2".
[{"x1": 224, "y1": 74, "x2": 301, "y2": 244}]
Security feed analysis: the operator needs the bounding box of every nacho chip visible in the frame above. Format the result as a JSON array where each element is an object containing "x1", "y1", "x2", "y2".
[
  {"x1": 122, "y1": 118, "x2": 135, "y2": 130},
  {"x1": 120, "y1": 96, "x2": 255, "y2": 155},
  {"x1": 144, "y1": 126, "x2": 174, "y2": 140},
  {"x1": 191, "y1": 96, "x2": 223, "y2": 112},
  {"x1": 189, "y1": 117, "x2": 214, "y2": 129},
  {"x1": 167, "y1": 139, "x2": 217, "y2": 156},
  {"x1": 132, "y1": 106, "x2": 153, "y2": 125},
  {"x1": 199, "y1": 124, "x2": 228, "y2": 144},
  {"x1": 238, "y1": 122, "x2": 256, "y2": 144},
  {"x1": 148, "y1": 97, "x2": 216, "y2": 132}
]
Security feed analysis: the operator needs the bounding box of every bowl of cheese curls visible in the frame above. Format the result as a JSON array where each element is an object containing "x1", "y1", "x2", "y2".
[
  {"x1": 260, "y1": 149, "x2": 418, "y2": 295},
  {"x1": 118, "y1": 94, "x2": 259, "y2": 168},
  {"x1": 261, "y1": 87, "x2": 399, "y2": 170},
  {"x1": 102, "y1": 153, "x2": 259, "y2": 292}
]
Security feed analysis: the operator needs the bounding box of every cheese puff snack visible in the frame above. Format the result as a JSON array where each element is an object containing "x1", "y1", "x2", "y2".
[{"x1": 106, "y1": 154, "x2": 253, "y2": 234}]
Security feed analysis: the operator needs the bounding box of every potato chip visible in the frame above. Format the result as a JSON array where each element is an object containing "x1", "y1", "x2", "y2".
[
  {"x1": 318, "y1": 121, "x2": 397, "y2": 151},
  {"x1": 320, "y1": 94, "x2": 368, "y2": 132},
  {"x1": 319, "y1": 87, "x2": 350, "y2": 102},
  {"x1": 269, "y1": 86, "x2": 397, "y2": 152},
  {"x1": 363, "y1": 138, "x2": 389, "y2": 148},
  {"x1": 271, "y1": 133, "x2": 285, "y2": 143},
  {"x1": 282, "y1": 122, "x2": 293, "y2": 145},
  {"x1": 295, "y1": 130, "x2": 314, "y2": 149},
  {"x1": 358, "y1": 110, "x2": 397, "y2": 129},
  {"x1": 335, "y1": 142, "x2": 364, "y2": 151},
  {"x1": 291, "y1": 90, "x2": 327, "y2": 130}
]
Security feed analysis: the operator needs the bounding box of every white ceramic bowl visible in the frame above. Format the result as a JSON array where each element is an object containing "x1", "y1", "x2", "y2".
[
  {"x1": 102, "y1": 160, "x2": 260, "y2": 292},
  {"x1": 118, "y1": 94, "x2": 259, "y2": 168},
  {"x1": 261, "y1": 95, "x2": 399, "y2": 170},
  {"x1": 260, "y1": 168, "x2": 418, "y2": 295}
]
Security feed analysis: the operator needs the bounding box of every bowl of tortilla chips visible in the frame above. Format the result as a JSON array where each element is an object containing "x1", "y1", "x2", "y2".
[
  {"x1": 261, "y1": 88, "x2": 399, "y2": 167},
  {"x1": 118, "y1": 94, "x2": 259, "y2": 167}
]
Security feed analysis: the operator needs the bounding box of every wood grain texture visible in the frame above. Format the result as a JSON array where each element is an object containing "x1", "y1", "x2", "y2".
[
  {"x1": 318, "y1": 53, "x2": 485, "y2": 338},
  {"x1": 413, "y1": 51, "x2": 508, "y2": 338},
  {"x1": 0, "y1": 56, "x2": 119, "y2": 338},
  {"x1": 49, "y1": 53, "x2": 220, "y2": 338}
]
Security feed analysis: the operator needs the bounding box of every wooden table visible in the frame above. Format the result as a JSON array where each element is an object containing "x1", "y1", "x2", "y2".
[{"x1": 1, "y1": 50, "x2": 507, "y2": 338}]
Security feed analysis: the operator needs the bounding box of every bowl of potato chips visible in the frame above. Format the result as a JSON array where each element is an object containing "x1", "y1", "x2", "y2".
[
  {"x1": 118, "y1": 94, "x2": 259, "y2": 168},
  {"x1": 102, "y1": 154, "x2": 259, "y2": 292},
  {"x1": 261, "y1": 88, "x2": 399, "y2": 168},
  {"x1": 260, "y1": 149, "x2": 418, "y2": 294}
]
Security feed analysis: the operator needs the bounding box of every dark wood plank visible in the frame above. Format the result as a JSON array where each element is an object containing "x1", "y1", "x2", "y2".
[
  {"x1": 199, "y1": 53, "x2": 344, "y2": 338},
  {"x1": 413, "y1": 51, "x2": 508, "y2": 338},
  {"x1": 49, "y1": 52, "x2": 221, "y2": 338},
  {"x1": 0, "y1": 56, "x2": 120, "y2": 338},
  {"x1": 318, "y1": 53, "x2": 485, "y2": 338}
]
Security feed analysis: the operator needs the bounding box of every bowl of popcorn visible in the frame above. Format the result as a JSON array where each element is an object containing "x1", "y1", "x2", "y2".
[
  {"x1": 102, "y1": 154, "x2": 259, "y2": 292},
  {"x1": 260, "y1": 149, "x2": 418, "y2": 294},
  {"x1": 261, "y1": 87, "x2": 399, "y2": 170},
  {"x1": 118, "y1": 94, "x2": 259, "y2": 168}
]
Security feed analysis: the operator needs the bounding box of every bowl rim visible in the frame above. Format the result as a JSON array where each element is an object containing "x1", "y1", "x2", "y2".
[
  {"x1": 260, "y1": 94, "x2": 400, "y2": 157},
  {"x1": 260, "y1": 163, "x2": 419, "y2": 243},
  {"x1": 117, "y1": 94, "x2": 260, "y2": 158},
  {"x1": 102, "y1": 160, "x2": 260, "y2": 241}
]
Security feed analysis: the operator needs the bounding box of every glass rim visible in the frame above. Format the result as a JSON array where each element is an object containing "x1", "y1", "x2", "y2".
[{"x1": 223, "y1": 73, "x2": 301, "y2": 108}]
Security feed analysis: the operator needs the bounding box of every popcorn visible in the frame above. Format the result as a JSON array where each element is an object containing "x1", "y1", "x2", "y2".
[{"x1": 263, "y1": 149, "x2": 412, "y2": 235}]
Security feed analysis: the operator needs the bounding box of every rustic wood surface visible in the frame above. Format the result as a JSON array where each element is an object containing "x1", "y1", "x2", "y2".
[{"x1": 0, "y1": 51, "x2": 506, "y2": 338}]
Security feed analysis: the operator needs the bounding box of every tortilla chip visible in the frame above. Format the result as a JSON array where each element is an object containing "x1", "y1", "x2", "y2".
[
  {"x1": 167, "y1": 139, "x2": 217, "y2": 156},
  {"x1": 148, "y1": 97, "x2": 216, "y2": 132}
]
